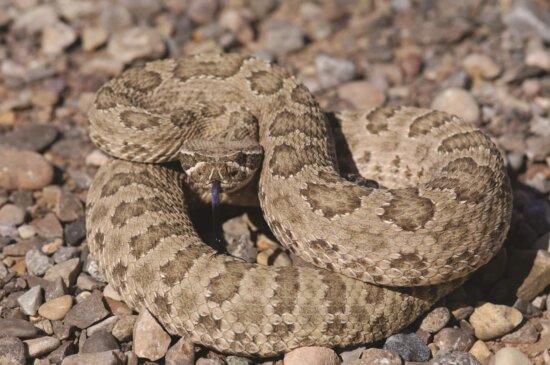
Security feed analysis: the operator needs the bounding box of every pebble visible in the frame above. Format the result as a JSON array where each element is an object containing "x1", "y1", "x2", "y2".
[
  {"x1": 12, "y1": 5, "x2": 58, "y2": 34},
  {"x1": 24, "y1": 336, "x2": 61, "y2": 358},
  {"x1": 17, "y1": 285, "x2": 43, "y2": 316},
  {"x1": 469, "y1": 340, "x2": 491, "y2": 364},
  {"x1": 82, "y1": 25, "x2": 109, "y2": 51},
  {"x1": 431, "y1": 88, "x2": 480, "y2": 125},
  {"x1": 283, "y1": 346, "x2": 340, "y2": 365},
  {"x1": 0, "y1": 204, "x2": 25, "y2": 226},
  {"x1": 85, "y1": 150, "x2": 110, "y2": 167},
  {"x1": 337, "y1": 81, "x2": 386, "y2": 109},
  {"x1": 61, "y1": 350, "x2": 124, "y2": 365},
  {"x1": 469, "y1": 303, "x2": 523, "y2": 340},
  {"x1": 42, "y1": 21, "x2": 78, "y2": 55},
  {"x1": 360, "y1": 348, "x2": 402, "y2": 365},
  {"x1": 262, "y1": 19, "x2": 305, "y2": 55},
  {"x1": 503, "y1": 1, "x2": 550, "y2": 42},
  {"x1": 47, "y1": 341, "x2": 76, "y2": 363},
  {"x1": 64, "y1": 218, "x2": 86, "y2": 246},
  {"x1": 462, "y1": 53, "x2": 502, "y2": 80},
  {"x1": 0, "y1": 337, "x2": 26, "y2": 365},
  {"x1": 383, "y1": 333, "x2": 430, "y2": 361},
  {"x1": 44, "y1": 277, "x2": 67, "y2": 300},
  {"x1": 42, "y1": 238, "x2": 63, "y2": 255},
  {"x1": 315, "y1": 54, "x2": 355, "y2": 90},
  {"x1": 223, "y1": 216, "x2": 256, "y2": 263},
  {"x1": 103, "y1": 284, "x2": 122, "y2": 301},
  {"x1": 43, "y1": 258, "x2": 81, "y2": 287},
  {"x1": 87, "y1": 316, "x2": 119, "y2": 337},
  {"x1": 433, "y1": 328, "x2": 475, "y2": 353},
  {"x1": 107, "y1": 27, "x2": 166, "y2": 64},
  {"x1": 165, "y1": 337, "x2": 195, "y2": 365},
  {"x1": 56, "y1": 193, "x2": 85, "y2": 223},
  {"x1": 501, "y1": 320, "x2": 539, "y2": 344},
  {"x1": 187, "y1": 0, "x2": 218, "y2": 24},
  {"x1": 18, "y1": 224, "x2": 36, "y2": 239},
  {"x1": 133, "y1": 309, "x2": 171, "y2": 361},
  {"x1": 492, "y1": 347, "x2": 533, "y2": 365},
  {"x1": 76, "y1": 273, "x2": 103, "y2": 291},
  {"x1": 38, "y1": 295, "x2": 73, "y2": 320},
  {"x1": 82, "y1": 330, "x2": 120, "y2": 353},
  {"x1": 53, "y1": 246, "x2": 80, "y2": 264},
  {"x1": 517, "y1": 250, "x2": 550, "y2": 301},
  {"x1": 0, "y1": 318, "x2": 39, "y2": 338},
  {"x1": 33, "y1": 213, "x2": 63, "y2": 239},
  {"x1": 64, "y1": 292, "x2": 109, "y2": 329},
  {"x1": 25, "y1": 249, "x2": 53, "y2": 276},
  {"x1": 0, "y1": 124, "x2": 58, "y2": 152},
  {"x1": 525, "y1": 49, "x2": 550, "y2": 71},
  {"x1": 420, "y1": 307, "x2": 451, "y2": 333},
  {"x1": 430, "y1": 352, "x2": 481, "y2": 365},
  {"x1": 112, "y1": 315, "x2": 137, "y2": 342}
]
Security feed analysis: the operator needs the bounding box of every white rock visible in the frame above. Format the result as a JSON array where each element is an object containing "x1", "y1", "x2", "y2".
[{"x1": 431, "y1": 88, "x2": 480, "y2": 125}]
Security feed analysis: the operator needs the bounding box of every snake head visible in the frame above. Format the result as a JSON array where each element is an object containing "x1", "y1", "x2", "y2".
[{"x1": 179, "y1": 139, "x2": 263, "y2": 193}]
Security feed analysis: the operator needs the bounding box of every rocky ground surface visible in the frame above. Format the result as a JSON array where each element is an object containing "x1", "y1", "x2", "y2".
[{"x1": 0, "y1": 0, "x2": 549, "y2": 364}]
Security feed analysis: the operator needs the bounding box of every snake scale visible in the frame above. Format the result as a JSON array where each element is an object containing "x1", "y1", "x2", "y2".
[{"x1": 86, "y1": 53, "x2": 513, "y2": 356}]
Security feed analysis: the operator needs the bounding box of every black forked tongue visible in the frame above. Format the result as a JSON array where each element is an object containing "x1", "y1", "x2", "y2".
[{"x1": 211, "y1": 180, "x2": 222, "y2": 248}]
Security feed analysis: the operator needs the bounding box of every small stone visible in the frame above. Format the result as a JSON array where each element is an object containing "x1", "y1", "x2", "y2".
[
  {"x1": 82, "y1": 330, "x2": 119, "y2": 353},
  {"x1": 469, "y1": 340, "x2": 491, "y2": 365},
  {"x1": 60, "y1": 350, "x2": 124, "y2": 365},
  {"x1": 337, "y1": 81, "x2": 386, "y2": 110},
  {"x1": 87, "y1": 316, "x2": 119, "y2": 337},
  {"x1": 420, "y1": 307, "x2": 451, "y2": 333},
  {"x1": 43, "y1": 258, "x2": 81, "y2": 287},
  {"x1": 64, "y1": 292, "x2": 109, "y2": 329},
  {"x1": 430, "y1": 352, "x2": 481, "y2": 365},
  {"x1": 492, "y1": 347, "x2": 532, "y2": 365},
  {"x1": 462, "y1": 54, "x2": 502, "y2": 80},
  {"x1": 53, "y1": 246, "x2": 80, "y2": 264},
  {"x1": 503, "y1": 1, "x2": 550, "y2": 42},
  {"x1": 187, "y1": 0, "x2": 218, "y2": 24},
  {"x1": 0, "y1": 318, "x2": 39, "y2": 338},
  {"x1": 315, "y1": 54, "x2": 355, "y2": 89},
  {"x1": 107, "y1": 27, "x2": 166, "y2": 64},
  {"x1": 262, "y1": 19, "x2": 305, "y2": 55},
  {"x1": 284, "y1": 346, "x2": 340, "y2": 365},
  {"x1": 83, "y1": 258, "x2": 106, "y2": 282},
  {"x1": 76, "y1": 273, "x2": 103, "y2": 291},
  {"x1": 360, "y1": 348, "x2": 402, "y2": 365},
  {"x1": 42, "y1": 238, "x2": 63, "y2": 255},
  {"x1": 52, "y1": 321, "x2": 73, "y2": 341},
  {"x1": 26, "y1": 249, "x2": 53, "y2": 276},
  {"x1": 24, "y1": 336, "x2": 61, "y2": 358},
  {"x1": 133, "y1": 310, "x2": 171, "y2": 361},
  {"x1": 501, "y1": 320, "x2": 539, "y2": 344},
  {"x1": 469, "y1": 303, "x2": 523, "y2": 340},
  {"x1": 526, "y1": 49, "x2": 550, "y2": 71},
  {"x1": 85, "y1": 150, "x2": 110, "y2": 167},
  {"x1": 0, "y1": 204, "x2": 25, "y2": 226},
  {"x1": 165, "y1": 337, "x2": 195, "y2": 365},
  {"x1": 12, "y1": 5, "x2": 58, "y2": 34},
  {"x1": 64, "y1": 218, "x2": 86, "y2": 246},
  {"x1": 339, "y1": 346, "x2": 365, "y2": 363},
  {"x1": 0, "y1": 125, "x2": 57, "y2": 152},
  {"x1": 56, "y1": 193, "x2": 85, "y2": 223},
  {"x1": 47, "y1": 341, "x2": 76, "y2": 363},
  {"x1": 196, "y1": 359, "x2": 224, "y2": 365},
  {"x1": 42, "y1": 21, "x2": 77, "y2": 55},
  {"x1": 431, "y1": 88, "x2": 480, "y2": 125},
  {"x1": 82, "y1": 26, "x2": 109, "y2": 51},
  {"x1": 516, "y1": 250, "x2": 550, "y2": 300},
  {"x1": 45, "y1": 277, "x2": 67, "y2": 301},
  {"x1": 103, "y1": 285, "x2": 122, "y2": 301},
  {"x1": 0, "y1": 337, "x2": 26, "y2": 365},
  {"x1": 112, "y1": 315, "x2": 137, "y2": 342},
  {"x1": 17, "y1": 286, "x2": 43, "y2": 316},
  {"x1": 33, "y1": 213, "x2": 63, "y2": 239},
  {"x1": 223, "y1": 216, "x2": 256, "y2": 263},
  {"x1": 433, "y1": 328, "x2": 475, "y2": 353},
  {"x1": 38, "y1": 295, "x2": 73, "y2": 321},
  {"x1": 383, "y1": 333, "x2": 430, "y2": 362},
  {"x1": 18, "y1": 225, "x2": 36, "y2": 239}
]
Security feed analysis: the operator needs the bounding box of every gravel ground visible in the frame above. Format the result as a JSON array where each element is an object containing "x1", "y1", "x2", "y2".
[{"x1": 0, "y1": 0, "x2": 549, "y2": 364}]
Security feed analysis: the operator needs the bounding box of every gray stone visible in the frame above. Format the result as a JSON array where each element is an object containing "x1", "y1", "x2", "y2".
[
  {"x1": 226, "y1": 356, "x2": 253, "y2": 365},
  {"x1": 107, "y1": 27, "x2": 166, "y2": 64},
  {"x1": 0, "y1": 124, "x2": 57, "y2": 152},
  {"x1": 503, "y1": 1, "x2": 550, "y2": 42},
  {"x1": 47, "y1": 341, "x2": 76, "y2": 363},
  {"x1": 501, "y1": 320, "x2": 539, "y2": 344},
  {"x1": 0, "y1": 318, "x2": 39, "y2": 338},
  {"x1": 53, "y1": 246, "x2": 80, "y2": 264},
  {"x1": 430, "y1": 352, "x2": 481, "y2": 365},
  {"x1": 12, "y1": 5, "x2": 58, "y2": 34},
  {"x1": 82, "y1": 330, "x2": 119, "y2": 353},
  {"x1": 25, "y1": 249, "x2": 53, "y2": 276},
  {"x1": 45, "y1": 277, "x2": 67, "y2": 301},
  {"x1": 76, "y1": 273, "x2": 104, "y2": 291},
  {"x1": 433, "y1": 328, "x2": 475, "y2": 353},
  {"x1": 43, "y1": 258, "x2": 81, "y2": 287},
  {"x1": 383, "y1": 333, "x2": 430, "y2": 362},
  {"x1": 0, "y1": 204, "x2": 25, "y2": 226},
  {"x1": 64, "y1": 218, "x2": 86, "y2": 246},
  {"x1": 315, "y1": 54, "x2": 355, "y2": 89},
  {"x1": 262, "y1": 19, "x2": 305, "y2": 55},
  {"x1": 87, "y1": 316, "x2": 119, "y2": 337},
  {"x1": 17, "y1": 286, "x2": 43, "y2": 316},
  {"x1": 0, "y1": 337, "x2": 26, "y2": 365},
  {"x1": 33, "y1": 213, "x2": 63, "y2": 239},
  {"x1": 64, "y1": 292, "x2": 109, "y2": 329},
  {"x1": 24, "y1": 336, "x2": 61, "y2": 358},
  {"x1": 61, "y1": 350, "x2": 124, "y2": 365}
]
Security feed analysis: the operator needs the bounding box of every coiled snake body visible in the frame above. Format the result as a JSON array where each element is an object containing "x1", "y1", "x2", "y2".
[{"x1": 86, "y1": 53, "x2": 512, "y2": 356}]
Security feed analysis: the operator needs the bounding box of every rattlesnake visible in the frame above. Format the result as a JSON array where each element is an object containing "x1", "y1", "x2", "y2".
[{"x1": 86, "y1": 53, "x2": 513, "y2": 356}]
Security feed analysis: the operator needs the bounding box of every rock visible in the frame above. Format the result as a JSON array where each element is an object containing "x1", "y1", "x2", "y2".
[
  {"x1": 45, "y1": 277, "x2": 67, "y2": 300},
  {"x1": 196, "y1": 359, "x2": 224, "y2": 365},
  {"x1": 0, "y1": 146, "x2": 53, "y2": 190},
  {"x1": 52, "y1": 321, "x2": 73, "y2": 341},
  {"x1": 24, "y1": 336, "x2": 61, "y2": 357},
  {"x1": 103, "y1": 285, "x2": 122, "y2": 301},
  {"x1": 501, "y1": 320, "x2": 539, "y2": 344},
  {"x1": 337, "y1": 81, "x2": 386, "y2": 110},
  {"x1": 433, "y1": 328, "x2": 475, "y2": 353},
  {"x1": 64, "y1": 292, "x2": 109, "y2": 329},
  {"x1": 384, "y1": 333, "x2": 430, "y2": 362},
  {"x1": 61, "y1": 350, "x2": 124, "y2": 365},
  {"x1": 165, "y1": 337, "x2": 195, "y2": 365},
  {"x1": 112, "y1": 315, "x2": 137, "y2": 342},
  {"x1": 38, "y1": 295, "x2": 73, "y2": 320},
  {"x1": 516, "y1": 249, "x2": 550, "y2": 301},
  {"x1": 33, "y1": 213, "x2": 63, "y2": 239},
  {"x1": 133, "y1": 310, "x2": 171, "y2": 361},
  {"x1": 43, "y1": 258, "x2": 81, "y2": 287},
  {"x1": 284, "y1": 346, "x2": 340, "y2": 365},
  {"x1": 17, "y1": 286, "x2": 43, "y2": 316},
  {"x1": 18, "y1": 225, "x2": 36, "y2": 239},
  {"x1": 0, "y1": 318, "x2": 39, "y2": 338},
  {"x1": 462, "y1": 54, "x2": 502, "y2": 80},
  {"x1": 25, "y1": 249, "x2": 53, "y2": 276},
  {"x1": 503, "y1": 1, "x2": 550, "y2": 42},
  {"x1": 42, "y1": 21, "x2": 77, "y2": 55},
  {"x1": 360, "y1": 348, "x2": 402, "y2": 365},
  {"x1": 420, "y1": 307, "x2": 451, "y2": 333},
  {"x1": 469, "y1": 303, "x2": 523, "y2": 340},
  {"x1": 0, "y1": 204, "x2": 25, "y2": 226},
  {"x1": 82, "y1": 26, "x2": 109, "y2": 51},
  {"x1": 107, "y1": 27, "x2": 166, "y2": 64},
  {"x1": 85, "y1": 150, "x2": 110, "y2": 167},
  {"x1": 53, "y1": 246, "x2": 80, "y2": 264},
  {"x1": 315, "y1": 54, "x2": 355, "y2": 89},
  {"x1": 187, "y1": 0, "x2": 218, "y2": 24},
  {"x1": 492, "y1": 347, "x2": 532, "y2": 365},
  {"x1": 223, "y1": 216, "x2": 256, "y2": 263},
  {"x1": 82, "y1": 330, "x2": 119, "y2": 353},
  {"x1": 64, "y1": 218, "x2": 86, "y2": 245},
  {"x1": 0, "y1": 337, "x2": 26, "y2": 365},
  {"x1": 56, "y1": 193, "x2": 85, "y2": 223},
  {"x1": 526, "y1": 49, "x2": 550, "y2": 71},
  {"x1": 76, "y1": 273, "x2": 103, "y2": 291},
  {"x1": 431, "y1": 88, "x2": 480, "y2": 125},
  {"x1": 0, "y1": 124, "x2": 57, "y2": 152},
  {"x1": 430, "y1": 352, "x2": 481, "y2": 365},
  {"x1": 469, "y1": 340, "x2": 491, "y2": 364},
  {"x1": 262, "y1": 19, "x2": 305, "y2": 55},
  {"x1": 87, "y1": 316, "x2": 119, "y2": 337},
  {"x1": 47, "y1": 341, "x2": 76, "y2": 363},
  {"x1": 12, "y1": 5, "x2": 58, "y2": 34}
]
